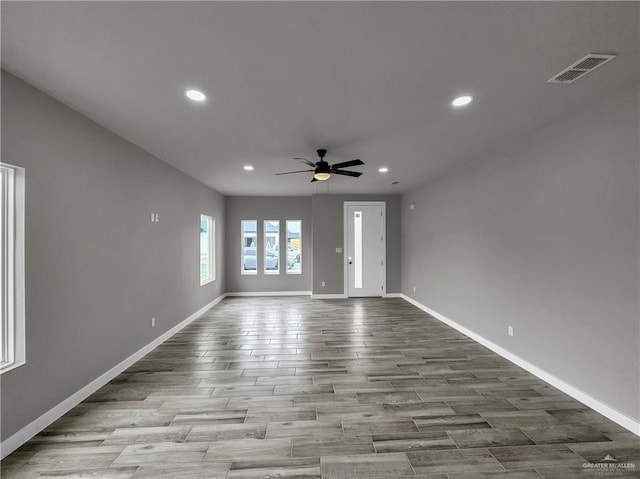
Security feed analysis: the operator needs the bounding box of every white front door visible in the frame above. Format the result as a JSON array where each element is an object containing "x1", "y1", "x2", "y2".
[{"x1": 345, "y1": 202, "x2": 385, "y2": 297}]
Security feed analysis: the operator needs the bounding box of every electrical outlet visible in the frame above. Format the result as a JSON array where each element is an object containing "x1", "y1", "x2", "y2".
[
  {"x1": 321, "y1": 281, "x2": 326, "y2": 287},
  {"x1": 508, "y1": 326, "x2": 513, "y2": 337},
  {"x1": 151, "y1": 317, "x2": 156, "y2": 328}
]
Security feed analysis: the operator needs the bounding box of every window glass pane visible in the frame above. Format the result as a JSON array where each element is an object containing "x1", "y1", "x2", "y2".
[
  {"x1": 354, "y1": 211, "x2": 362, "y2": 288},
  {"x1": 264, "y1": 220, "x2": 280, "y2": 274},
  {"x1": 200, "y1": 215, "x2": 214, "y2": 284},
  {"x1": 210, "y1": 219, "x2": 215, "y2": 281},
  {"x1": 1, "y1": 165, "x2": 14, "y2": 366},
  {"x1": 242, "y1": 220, "x2": 257, "y2": 274},
  {"x1": 1, "y1": 162, "x2": 25, "y2": 374},
  {"x1": 286, "y1": 220, "x2": 302, "y2": 274}
]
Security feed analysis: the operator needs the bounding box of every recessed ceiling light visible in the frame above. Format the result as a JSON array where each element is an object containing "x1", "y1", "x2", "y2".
[
  {"x1": 379, "y1": 167, "x2": 389, "y2": 173},
  {"x1": 185, "y1": 89, "x2": 206, "y2": 102},
  {"x1": 452, "y1": 95, "x2": 473, "y2": 107},
  {"x1": 243, "y1": 165, "x2": 254, "y2": 171}
]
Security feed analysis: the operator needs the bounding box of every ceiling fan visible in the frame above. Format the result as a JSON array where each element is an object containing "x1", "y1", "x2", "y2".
[{"x1": 276, "y1": 149, "x2": 364, "y2": 182}]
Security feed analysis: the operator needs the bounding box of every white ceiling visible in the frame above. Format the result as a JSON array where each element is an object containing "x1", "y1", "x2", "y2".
[{"x1": 2, "y1": 2, "x2": 638, "y2": 196}]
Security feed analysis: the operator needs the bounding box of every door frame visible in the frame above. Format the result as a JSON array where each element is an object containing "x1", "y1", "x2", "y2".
[{"x1": 343, "y1": 201, "x2": 386, "y2": 297}]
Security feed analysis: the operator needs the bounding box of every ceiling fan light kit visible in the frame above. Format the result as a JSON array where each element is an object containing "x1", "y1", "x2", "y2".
[{"x1": 276, "y1": 148, "x2": 364, "y2": 183}]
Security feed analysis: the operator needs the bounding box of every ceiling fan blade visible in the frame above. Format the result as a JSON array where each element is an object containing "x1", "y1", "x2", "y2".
[
  {"x1": 310, "y1": 177, "x2": 318, "y2": 183},
  {"x1": 275, "y1": 169, "x2": 314, "y2": 175},
  {"x1": 332, "y1": 169, "x2": 363, "y2": 177},
  {"x1": 331, "y1": 159, "x2": 364, "y2": 169},
  {"x1": 294, "y1": 157, "x2": 316, "y2": 167}
]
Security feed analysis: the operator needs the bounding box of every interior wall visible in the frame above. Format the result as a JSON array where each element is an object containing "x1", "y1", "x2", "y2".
[
  {"x1": 0, "y1": 71, "x2": 226, "y2": 441},
  {"x1": 312, "y1": 194, "x2": 401, "y2": 295},
  {"x1": 401, "y1": 85, "x2": 640, "y2": 421},
  {"x1": 225, "y1": 196, "x2": 312, "y2": 293}
]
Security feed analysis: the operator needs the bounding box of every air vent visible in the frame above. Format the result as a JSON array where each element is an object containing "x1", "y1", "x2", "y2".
[{"x1": 547, "y1": 53, "x2": 617, "y2": 84}]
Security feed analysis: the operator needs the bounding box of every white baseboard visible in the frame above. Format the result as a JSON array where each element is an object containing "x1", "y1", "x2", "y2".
[
  {"x1": 311, "y1": 293, "x2": 347, "y2": 299},
  {"x1": 225, "y1": 291, "x2": 311, "y2": 297},
  {"x1": 311, "y1": 293, "x2": 401, "y2": 299},
  {"x1": 0, "y1": 294, "x2": 226, "y2": 459},
  {"x1": 400, "y1": 294, "x2": 640, "y2": 437}
]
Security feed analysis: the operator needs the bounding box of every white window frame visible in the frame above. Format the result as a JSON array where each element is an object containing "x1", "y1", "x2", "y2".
[
  {"x1": 1, "y1": 163, "x2": 26, "y2": 374},
  {"x1": 264, "y1": 220, "x2": 280, "y2": 275},
  {"x1": 241, "y1": 220, "x2": 258, "y2": 275},
  {"x1": 199, "y1": 214, "x2": 215, "y2": 286},
  {"x1": 286, "y1": 220, "x2": 302, "y2": 275}
]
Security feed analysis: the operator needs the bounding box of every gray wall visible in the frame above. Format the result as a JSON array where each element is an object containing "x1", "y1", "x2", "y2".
[
  {"x1": 401, "y1": 86, "x2": 640, "y2": 421},
  {"x1": 225, "y1": 196, "x2": 312, "y2": 293},
  {"x1": 312, "y1": 194, "x2": 401, "y2": 295},
  {"x1": 1, "y1": 71, "x2": 226, "y2": 440}
]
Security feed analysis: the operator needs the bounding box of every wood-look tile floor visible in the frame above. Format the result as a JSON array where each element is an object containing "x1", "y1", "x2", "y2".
[{"x1": 2, "y1": 297, "x2": 639, "y2": 478}]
